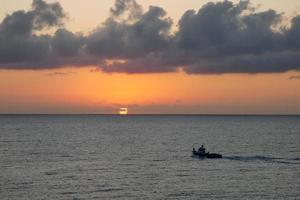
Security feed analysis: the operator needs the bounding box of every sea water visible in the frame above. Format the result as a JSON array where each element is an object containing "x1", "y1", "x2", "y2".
[{"x1": 0, "y1": 115, "x2": 299, "y2": 199}]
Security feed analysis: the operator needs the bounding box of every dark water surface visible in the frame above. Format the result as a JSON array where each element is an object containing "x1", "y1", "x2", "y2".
[{"x1": 0, "y1": 115, "x2": 299, "y2": 199}]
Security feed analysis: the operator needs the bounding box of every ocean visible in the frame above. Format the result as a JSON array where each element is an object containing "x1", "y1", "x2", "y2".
[{"x1": 0, "y1": 115, "x2": 299, "y2": 199}]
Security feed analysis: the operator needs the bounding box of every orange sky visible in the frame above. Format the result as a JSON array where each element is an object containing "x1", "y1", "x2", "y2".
[{"x1": 0, "y1": 68, "x2": 299, "y2": 114}]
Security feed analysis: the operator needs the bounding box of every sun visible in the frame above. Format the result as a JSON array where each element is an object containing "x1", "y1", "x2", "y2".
[{"x1": 119, "y1": 107, "x2": 128, "y2": 115}]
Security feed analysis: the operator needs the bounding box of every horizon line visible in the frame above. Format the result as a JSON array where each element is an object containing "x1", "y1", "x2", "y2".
[{"x1": 0, "y1": 113, "x2": 300, "y2": 116}]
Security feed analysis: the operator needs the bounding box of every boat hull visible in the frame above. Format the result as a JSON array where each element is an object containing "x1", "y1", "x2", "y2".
[{"x1": 192, "y1": 151, "x2": 222, "y2": 159}]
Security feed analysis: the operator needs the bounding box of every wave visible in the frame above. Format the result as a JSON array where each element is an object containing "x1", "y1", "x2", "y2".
[
  {"x1": 223, "y1": 155, "x2": 300, "y2": 165},
  {"x1": 86, "y1": 188, "x2": 123, "y2": 194}
]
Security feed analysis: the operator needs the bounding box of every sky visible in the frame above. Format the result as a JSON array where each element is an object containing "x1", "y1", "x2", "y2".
[{"x1": 0, "y1": 0, "x2": 300, "y2": 114}]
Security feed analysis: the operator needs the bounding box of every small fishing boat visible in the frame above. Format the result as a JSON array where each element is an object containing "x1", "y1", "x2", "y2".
[
  {"x1": 192, "y1": 145, "x2": 222, "y2": 159},
  {"x1": 192, "y1": 150, "x2": 222, "y2": 158}
]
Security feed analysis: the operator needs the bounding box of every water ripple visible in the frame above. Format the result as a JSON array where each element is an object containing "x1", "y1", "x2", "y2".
[{"x1": 224, "y1": 155, "x2": 300, "y2": 165}]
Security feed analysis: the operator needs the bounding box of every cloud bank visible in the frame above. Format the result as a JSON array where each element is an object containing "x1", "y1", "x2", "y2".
[{"x1": 1, "y1": 0, "x2": 300, "y2": 74}]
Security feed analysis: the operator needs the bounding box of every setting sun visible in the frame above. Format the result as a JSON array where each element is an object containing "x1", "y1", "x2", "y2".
[{"x1": 119, "y1": 108, "x2": 128, "y2": 115}]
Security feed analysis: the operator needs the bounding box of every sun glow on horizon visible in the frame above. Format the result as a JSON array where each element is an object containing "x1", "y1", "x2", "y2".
[{"x1": 119, "y1": 107, "x2": 128, "y2": 115}]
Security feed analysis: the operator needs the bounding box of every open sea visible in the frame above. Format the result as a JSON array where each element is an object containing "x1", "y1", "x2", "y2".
[{"x1": 0, "y1": 115, "x2": 299, "y2": 200}]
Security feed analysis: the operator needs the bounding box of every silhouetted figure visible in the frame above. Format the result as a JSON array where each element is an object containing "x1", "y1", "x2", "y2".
[{"x1": 198, "y1": 144, "x2": 206, "y2": 155}]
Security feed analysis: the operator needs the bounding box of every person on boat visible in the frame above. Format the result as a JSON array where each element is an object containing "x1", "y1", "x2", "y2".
[{"x1": 198, "y1": 145, "x2": 206, "y2": 155}]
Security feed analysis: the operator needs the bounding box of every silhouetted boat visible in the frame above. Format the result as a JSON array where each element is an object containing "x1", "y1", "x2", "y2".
[{"x1": 192, "y1": 149, "x2": 222, "y2": 159}]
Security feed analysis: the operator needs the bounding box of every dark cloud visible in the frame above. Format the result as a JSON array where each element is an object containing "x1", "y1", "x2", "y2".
[
  {"x1": 86, "y1": 5, "x2": 172, "y2": 59},
  {"x1": 110, "y1": 0, "x2": 143, "y2": 20},
  {"x1": 0, "y1": 0, "x2": 63, "y2": 64},
  {"x1": 100, "y1": 0, "x2": 300, "y2": 74},
  {"x1": 289, "y1": 75, "x2": 300, "y2": 80},
  {"x1": 31, "y1": 0, "x2": 66, "y2": 29},
  {"x1": 101, "y1": 55, "x2": 178, "y2": 74},
  {"x1": 52, "y1": 29, "x2": 84, "y2": 57},
  {"x1": 0, "y1": 0, "x2": 65, "y2": 37},
  {"x1": 184, "y1": 51, "x2": 300, "y2": 74},
  {"x1": 45, "y1": 71, "x2": 75, "y2": 76},
  {"x1": 0, "y1": 0, "x2": 99, "y2": 69},
  {"x1": 1, "y1": 0, "x2": 300, "y2": 74}
]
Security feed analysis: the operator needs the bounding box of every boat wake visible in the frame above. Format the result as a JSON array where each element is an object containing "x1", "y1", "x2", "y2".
[{"x1": 223, "y1": 155, "x2": 300, "y2": 165}]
